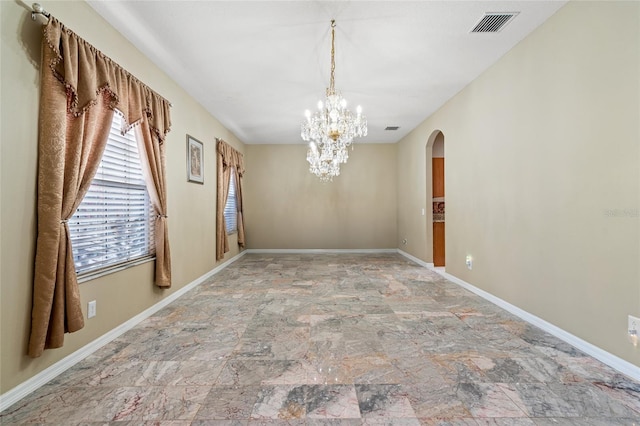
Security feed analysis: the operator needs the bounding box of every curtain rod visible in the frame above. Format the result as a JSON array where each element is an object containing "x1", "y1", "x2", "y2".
[{"x1": 31, "y1": 3, "x2": 50, "y2": 20}]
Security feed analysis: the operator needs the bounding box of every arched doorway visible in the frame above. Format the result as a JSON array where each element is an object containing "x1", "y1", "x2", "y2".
[{"x1": 426, "y1": 130, "x2": 445, "y2": 267}]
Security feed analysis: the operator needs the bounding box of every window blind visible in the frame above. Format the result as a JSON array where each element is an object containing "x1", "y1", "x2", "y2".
[
  {"x1": 68, "y1": 115, "x2": 155, "y2": 275},
  {"x1": 224, "y1": 169, "x2": 237, "y2": 234}
]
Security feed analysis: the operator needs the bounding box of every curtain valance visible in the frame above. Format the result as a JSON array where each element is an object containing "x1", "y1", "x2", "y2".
[
  {"x1": 217, "y1": 138, "x2": 244, "y2": 175},
  {"x1": 44, "y1": 17, "x2": 171, "y2": 141}
]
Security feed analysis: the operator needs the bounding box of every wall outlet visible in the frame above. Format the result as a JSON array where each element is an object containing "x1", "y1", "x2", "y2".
[
  {"x1": 402, "y1": 239, "x2": 407, "y2": 245},
  {"x1": 629, "y1": 315, "x2": 639, "y2": 337},
  {"x1": 88, "y1": 300, "x2": 97, "y2": 319},
  {"x1": 465, "y1": 255, "x2": 473, "y2": 270}
]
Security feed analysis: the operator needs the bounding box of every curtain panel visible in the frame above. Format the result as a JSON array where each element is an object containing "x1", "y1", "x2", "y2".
[
  {"x1": 216, "y1": 139, "x2": 245, "y2": 260},
  {"x1": 135, "y1": 123, "x2": 172, "y2": 288},
  {"x1": 29, "y1": 18, "x2": 172, "y2": 358}
]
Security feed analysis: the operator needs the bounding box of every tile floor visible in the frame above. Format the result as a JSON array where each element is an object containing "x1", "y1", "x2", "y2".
[{"x1": 2, "y1": 253, "x2": 639, "y2": 425}]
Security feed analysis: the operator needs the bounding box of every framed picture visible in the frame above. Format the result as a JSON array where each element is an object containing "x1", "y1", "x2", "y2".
[{"x1": 187, "y1": 135, "x2": 204, "y2": 184}]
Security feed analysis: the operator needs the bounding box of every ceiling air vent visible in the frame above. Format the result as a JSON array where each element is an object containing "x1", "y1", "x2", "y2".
[
  {"x1": 385, "y1": 126, "x2": 400, "y2": 131},
  {"x1": 471, "y1": 12, "x2": 518, "y2": 33}
]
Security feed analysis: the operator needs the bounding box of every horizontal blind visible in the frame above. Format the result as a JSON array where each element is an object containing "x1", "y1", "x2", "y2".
[
  {"x1": 69, "y1": 115, "x2": 155, "y2": 275},
  {"x1": 224, "y1": 169, "x2": 237, "y2": 233}
]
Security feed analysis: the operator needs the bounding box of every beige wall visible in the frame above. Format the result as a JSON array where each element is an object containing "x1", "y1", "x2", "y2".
[
  {"x1": 1, "y1": 1, "x2": 244, "y2": 393},
  {"x1": 397, "y1": 1, "x2": 639, "y2": 366},
  {"x1": 244, "y1": 144, "x2": 397, "y2": 249}
]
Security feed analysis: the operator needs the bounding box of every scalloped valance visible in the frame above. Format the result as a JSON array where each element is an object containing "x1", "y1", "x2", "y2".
[
  {"x1": 217, "y1": 138, "x2": 244, "y2": 175},
  {"x1": 43, "y1": 17, "x2": 171, "y2": 142}
]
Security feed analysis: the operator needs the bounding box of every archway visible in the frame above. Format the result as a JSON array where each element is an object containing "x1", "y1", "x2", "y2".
[{"x1": 426, "y1": 130, "x2": 445, "y2": 267}]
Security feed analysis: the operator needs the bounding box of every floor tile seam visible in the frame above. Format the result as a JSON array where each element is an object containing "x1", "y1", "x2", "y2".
[
  {"x1": 194, "y1": 384, "x2": 366, "y2": 421},
  {"x1": 454, "y1": 381, "x2": 531, "y2": 418},
  {"x1": 493, "y1": 380, "x2": 618, "y2": 419},
  {"x1": 193, "y1": 416, "x2": 366, "y2": 421},
  {"x1": 4, "y1": 407, "x2": 204, "y2": 424},
  {"x1": 525, "y1": 416, "x2": 640, "y2": 420},
  {"x1": 34, "y1": 384, "x2": 219, "y2": 390},
  {"x1": 557, "y1": 380, "x2": 640, "y2": 417},
  {"x1": 522, "y1": 344, "x2": 575, "y2": 361}
]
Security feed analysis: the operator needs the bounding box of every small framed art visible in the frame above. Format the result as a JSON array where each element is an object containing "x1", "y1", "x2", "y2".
[{"x1": 187, "y1": 135, "x2": 204, "y2": 184}]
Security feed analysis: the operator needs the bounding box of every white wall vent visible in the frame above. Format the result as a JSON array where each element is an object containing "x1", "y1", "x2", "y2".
[{"x1": 471, "y1": 13, "x2": 518, "y2": 33}]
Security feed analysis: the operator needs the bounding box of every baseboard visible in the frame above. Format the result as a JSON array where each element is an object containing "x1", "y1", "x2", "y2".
[
  {"x1": 396, "y1": 249, "x2": 434, "y2": 269},
  {"x1": 0, "y1": 251, "x2": 246, "y2": 412},
  {"x1": 246, "y1": 248, "x2": 398, "y2": 254},
  {"x1": 395, "y1": 251, "x2": 640, "y2": 382}
]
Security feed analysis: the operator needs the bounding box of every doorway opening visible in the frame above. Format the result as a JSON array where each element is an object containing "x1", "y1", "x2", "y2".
[{"x1": 428, "y1": 131, "x2": 445, "y2": 267}]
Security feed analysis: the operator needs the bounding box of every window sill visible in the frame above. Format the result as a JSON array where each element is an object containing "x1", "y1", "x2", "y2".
[{"x1": 77, "y1": 256, "x2": 156, "y2": 284}]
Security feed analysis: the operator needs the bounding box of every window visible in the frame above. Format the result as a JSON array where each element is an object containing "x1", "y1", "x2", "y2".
[
  {"x1": 68, "y1": 114, "x2": 155, "y2": 275},
  {"x1": 224, "y1": 169, "x2": 237, "y2": 234}
]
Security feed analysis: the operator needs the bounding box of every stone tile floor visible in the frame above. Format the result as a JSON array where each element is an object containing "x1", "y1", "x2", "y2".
[{"x1": 2, "y1": 253, "x2": 639, "y2": 425}]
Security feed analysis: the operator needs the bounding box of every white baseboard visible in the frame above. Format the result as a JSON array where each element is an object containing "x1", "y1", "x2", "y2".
[
  {"x1": 396, "y1": 251, "x2": 640, "y2": 382},
  {"x1": 0, "y1": 251, "x2": 246, "y2": 412},
  {"x1": 246, "y1": 248, "x2": 398, "y2": 254},
  {"x1": 396, "y1": 249, "x2": 434, "y2": 269}
]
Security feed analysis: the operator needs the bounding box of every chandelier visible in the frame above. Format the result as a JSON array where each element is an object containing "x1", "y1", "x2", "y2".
[{"x1": 301, "y1": 20, "x2": 367, "y2": 182}]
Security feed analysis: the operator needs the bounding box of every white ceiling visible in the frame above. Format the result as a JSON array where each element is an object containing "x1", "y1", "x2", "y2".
[{"x1": 88, "y1": 1, "x2": 566, "y2": 145}]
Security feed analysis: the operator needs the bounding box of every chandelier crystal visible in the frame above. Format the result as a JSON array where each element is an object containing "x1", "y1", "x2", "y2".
[{"x1": 301, "y1": 20, "x2": 367, "y2": 182}]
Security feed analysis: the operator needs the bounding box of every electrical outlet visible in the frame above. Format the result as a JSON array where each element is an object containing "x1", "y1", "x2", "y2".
[
  {"x1": 465, "y1": 255, "x2": 473, "y2": 270},
  {"x1": 629, "y1": 315, "x2": 639, "y2": 336},
  {"x1": 88, "y1": 300, "x2": 97, "y2": 319},
  {"x1": 402, "y1": 239, "x2": 407, "y2": 245}
]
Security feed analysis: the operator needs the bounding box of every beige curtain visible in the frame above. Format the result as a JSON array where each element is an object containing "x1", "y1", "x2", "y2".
[
  {"x1": 29, "y1": 18, "x2": 172, "y2": 358},
  {"x1": 216, "y1": 158, "x2": 232, "y2": 259},
  {"x1": 135, "y1": 122, "x2": 171, "y2": 287},
  {"x1": 216, "y1": 139, "x2": 245, "y2": 260},
  {"x1": 234, "y1": 166, "x2": 245, "y2": 247}
]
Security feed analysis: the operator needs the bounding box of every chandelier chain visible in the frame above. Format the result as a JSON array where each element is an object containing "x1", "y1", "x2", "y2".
[{"x1": 329, "y1": 19, "x2": 336, "y2": 96}]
